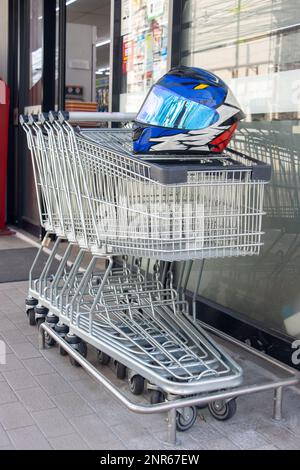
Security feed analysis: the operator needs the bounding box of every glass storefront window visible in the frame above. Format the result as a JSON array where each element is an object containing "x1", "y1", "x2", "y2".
[
  {"x1": 181, "y1": 0, "x2": 300, "y2": 339},
  {"x1": 65, "y1": 0, "x2": 111, "y2": 113},
  {"x1": 28, "y1": 0, "x2": 43, "y2": 106},
  {"x1": 120, "y1": 0, "x2": 169, "y2": 112}
]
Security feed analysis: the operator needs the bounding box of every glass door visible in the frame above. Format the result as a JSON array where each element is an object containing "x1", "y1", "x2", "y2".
[
  {"x1": 179, "y1": 0, "x2": 300, "y2": 343},
  {"x1": 27, "y1": 0, "x2": 44, "y2": 112},
  {"x1": 13, "y1": 0, "x2": 61, "y2": 235}
]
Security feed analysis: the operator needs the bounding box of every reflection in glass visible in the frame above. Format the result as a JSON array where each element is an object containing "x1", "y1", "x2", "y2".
[
  {"x1": 120, "y1": 0, "x2": 169, "y2": 112},
  {"x1": 181, "y1": 0, "x2": 300, "y2": 339},
  {"x1": 29, "y1": 0, "x2": 43, "y2": 106}
]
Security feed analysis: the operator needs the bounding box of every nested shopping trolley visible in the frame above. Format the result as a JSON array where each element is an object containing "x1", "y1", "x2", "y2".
[{"x1": 20, "y1": 111, "x2": 271, "y2": 437}]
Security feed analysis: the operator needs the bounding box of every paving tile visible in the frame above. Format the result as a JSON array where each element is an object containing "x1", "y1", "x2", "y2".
[
  {"x1": 0, "y1": 338, "x2": 12, "y2": 355},
  {"x1": 52, "y1": 358, "x2": 89, "y2": 381},
  {"x1": 0, "y1": 311, "x2": 9, "y2": 320},
  {"x1": 36, "y1": 373, "x2": 73, "y2": 397},
  {"x1": 0, "y1": 424, "x2": 11, "y2": 447},
  {"x1": 189, "y1": 419, "x2": 224, "y2": 442},
  {"x1": 111, "y1": 420, "x2": 152, "y2": 442},
  {"x1": 70, "y1": 414, "x2": 124, "y2": 449},
  {"x1": 199, "y1": 437, "x2": 240, "y2": 450},
  {"x1": 16, "y1": 387, "x2": 56, "y2": 413},
  {"x1": 157, "y1": 429, "x2": 198, "y2": 450},
  {"x1": 22, "y1": 357, "x2": 55, "y2": 376},
  {"x1": 31, "y1": 408, "x2": 74, "y2": 439},
  {"x1": 276, "y1": 389, "x2": 300, "y2": 436},
  {"x1": 124, "y1": 436, "x2": 167, "y2": 450},
  {"x1": 226, "y1": 429, "x2": 269, "y2": 450},
  {"x1": 0, "y1": 309, "x2": 24, "y2": 322},
  {"x1": 0, "y1": 402, "x2": 34, "y2": 430},
  {"x1": 3, "y1": 368, "x2": 38, "y2": 390},
  {"x1": 12, "y1": 321, "x2": 38, "y2": 336},
  {"x1": 0, "y1": 329, "x2": 27, "y2": 346},
  {"x1": 41, "y1": 347, "x2": 69, "y2": 364},
  {"x1": 256, "y1": 444, "x2": 279, "y2": 450},
  {"x1": 0, "y1": 318, "x2": 18, "y2": 332},
  {"x1": 207, "y1": 408, "x2": 271, "y2": 434},
  {"x1": 71, "y1": 378, "x2": 110, "y2": 403},
  {"x1": 153, "y1": 429, "x2": 195, "y2": 449},
  {"x1": 25, "y1": 334, "x2": 40, "y2": 348},
  {"x1": 54, "y1": 391, "x2": 93, "y2": 418},
  {"x1": 0, "y1": 381, "x2": 18, "y2": 405},
  {"x1": 0, "y1": 296, "x2": 16, "y2": 307},
  {"x1": 49, "y1": 433, "x2": 90, "y2": 450},
  {"x1": 91, "y1": 398, "x2": 142, "y2": 427},
  {"x1": 2, "y1": 303, "x2": 23, "y2": 315},
  {"x1": 4, "y1": 290, "x2": 27, "y2": 303},
  {"x1": 257, "y1": 424, "x2": 300, "y2": 450},
  {"x1": 0, "y1": 280, "x2": 300, "y2": 451},
  {"x1": 0, "y1": 353, "x2": 24, "y2": 373},
  {"x1": 136, "y1": 414, "x2": 169, "y2": 435},
  {"x1": 10, "y1": 342, "x2": 41, "y2": 360},
  {"x1": 8, "y1": 425, "x2": 52, "y2": 450}
]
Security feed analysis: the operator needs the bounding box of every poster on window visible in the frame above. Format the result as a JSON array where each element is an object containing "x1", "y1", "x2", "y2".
[
  {"x1": 121, "y1": 0, "x2": 131, "y2": 36},
  {"x1": 121, "y1": 0, "x2": 169, "y2": 111},
  {"x1": 147, "y1": 0, "x2": 165, "y2": 19}
]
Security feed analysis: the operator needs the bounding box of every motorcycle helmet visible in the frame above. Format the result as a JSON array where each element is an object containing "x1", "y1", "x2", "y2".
[{"x1": 133, "y1": 66, "x2": 244, "y2": 154}]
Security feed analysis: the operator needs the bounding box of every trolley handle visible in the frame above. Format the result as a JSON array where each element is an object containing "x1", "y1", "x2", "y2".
[
  {"x1": 64, "y1": 111, "x2": 136, "y2": 123},
  {"x1": 38, "y1": 112, "x2": 49, "y2": 124},
  {"x1": 49, "y1": 111, "x2": 59, "y2": 123},
  {"x1": 19, "y1": 115, "x2": 28, "y2": 126},
  {"x1": 20, "y1": 111, "x2": 136, "y2": 125},
  {"x1": 226, "y1": 148, "x2": 272, "y2": 181},
  {"x1": 19, "y1": 114, "x2": 40, "y2": 126}
]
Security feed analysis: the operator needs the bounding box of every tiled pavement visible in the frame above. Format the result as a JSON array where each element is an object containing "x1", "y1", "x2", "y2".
[
  {"x1": 0, "y1": 281, "x2": 300, "y2": 450},
  {"x1": 0, "y1": 235, "x2": 300, "y2": 450}
]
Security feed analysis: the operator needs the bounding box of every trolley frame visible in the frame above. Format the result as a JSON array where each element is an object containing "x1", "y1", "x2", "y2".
[{"x1": 39, "y1": 320, "x2": 299, "y2": 445}]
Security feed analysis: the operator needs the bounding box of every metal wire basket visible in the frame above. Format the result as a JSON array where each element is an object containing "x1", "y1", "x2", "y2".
[{"x1": 21, "y1": 114, "x2": 270, "y2": 261}]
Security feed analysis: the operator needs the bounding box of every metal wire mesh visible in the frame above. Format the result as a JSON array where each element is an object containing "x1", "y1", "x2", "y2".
[{"x1": 22, "y1": 120, "x2": 267, "y2": 261}]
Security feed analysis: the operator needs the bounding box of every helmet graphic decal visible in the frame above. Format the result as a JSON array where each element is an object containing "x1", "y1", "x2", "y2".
[{"x1": 133, "y1": 66, "x2": 244, "y2": 154}]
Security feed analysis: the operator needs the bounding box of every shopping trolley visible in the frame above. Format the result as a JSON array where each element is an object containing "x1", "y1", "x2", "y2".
[{"x1": 20, "y1": 111, "x2": 271, "y2": 439}]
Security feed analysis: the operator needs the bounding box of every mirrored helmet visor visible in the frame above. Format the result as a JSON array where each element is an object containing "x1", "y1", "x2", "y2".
[{"x1": 136, "y1": 85, "x2": 219, "y2": 130}]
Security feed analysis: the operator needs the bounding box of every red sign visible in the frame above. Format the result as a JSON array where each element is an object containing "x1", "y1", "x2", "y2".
[{"x1": 0, "y1": 78, "x2": 10, "y2": 233}]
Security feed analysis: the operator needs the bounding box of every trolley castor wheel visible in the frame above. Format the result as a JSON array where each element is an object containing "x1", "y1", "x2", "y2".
[
  {"x1": 115, "y1": 361, "x2": 126, "y2": 380},
  {"x1": 34, "y1": 305, "x2": 48, "y2": 316},
  {"x1": 176, "y1": 406, "x2": 197, "y2": 432},
  {"x1": 36, "y1": 317, "x2": 45, "y2": 329},
  {"x1": 69, "y1": 341, "x2": 87, "y2": 367},
  {"x1": 44, "y1": 314, "x2": 59, "y2": 347},
  {"x1": 54, "y1": 324, "x2": 69, "y2": 355},
  {"x1": 44, "y1": 331, "x2": 55, "y2": 347},
  {"x1": 34, "y1": 305, "x2": 48, "y2": 326},
  {"x1": 65, "y1": 334, "x2": 87, "y2": 367},
  {"x1": 150, "y1": 390, "x2": 164, "y2": 405},
  {"x1": 54, "y1": 323, "x2": 69, "y2": 336},
  {"x1": 27, "y1": 308, "x2": 36, "y2": 326},
  {"x1": 26, "y1": 297, "x2": 38, "y2": 324},
  {"x1": 25, "y1": 297, "x2": 38, "y2": 308},
  {"x1": 59, "y1": 346, "x2": 68, "y2": 356},
  {"x1": 45, "y1": 313, "x2": 59, "y2": 325},
  {"x1": 208, "y1": 399, "x2": 237, "y2": 421},
  {"x1": 129, "y1": 375, "x2": 144, "y2": 395},
  {"x1": 196, "y1": 403, "x2": 207, "y2": 410},
  {"x1": 97, "y1": 350, "x2": 110, "y2": 366}
]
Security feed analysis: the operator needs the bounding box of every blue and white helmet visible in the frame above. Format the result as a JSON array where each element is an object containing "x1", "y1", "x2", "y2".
[{"x1": 133, "y1": 66, "x2": 244, "y2": 154}]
